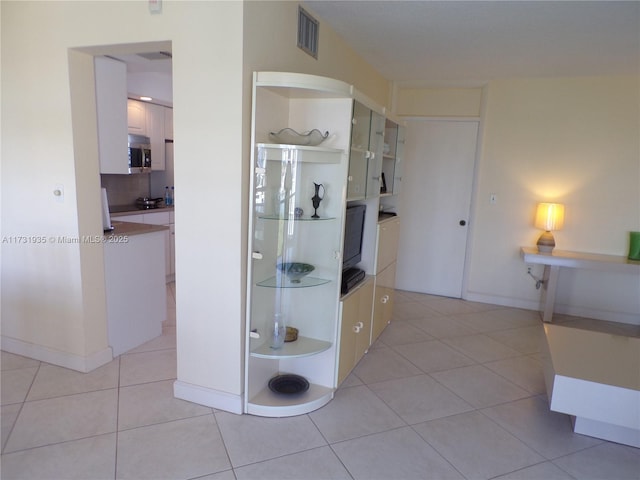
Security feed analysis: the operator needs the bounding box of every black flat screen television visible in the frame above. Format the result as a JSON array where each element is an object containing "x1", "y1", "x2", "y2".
[{"x1": 342, "y1": 204, "x2": 366, "y2": 271}]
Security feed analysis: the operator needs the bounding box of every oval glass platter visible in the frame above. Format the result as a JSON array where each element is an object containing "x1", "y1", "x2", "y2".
[{"x1": 268, "y1": 374, "x2": 310, "y2": 395}]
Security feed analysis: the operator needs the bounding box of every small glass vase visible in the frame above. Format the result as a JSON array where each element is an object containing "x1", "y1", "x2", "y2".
[{"x1": 270, "y1": 313, "x2": 286, "y2": 349}]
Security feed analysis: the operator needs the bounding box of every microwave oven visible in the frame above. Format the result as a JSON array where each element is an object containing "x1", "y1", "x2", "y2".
[{"x1": 128, "y1": 134, "x2": 151, "y2": 173}]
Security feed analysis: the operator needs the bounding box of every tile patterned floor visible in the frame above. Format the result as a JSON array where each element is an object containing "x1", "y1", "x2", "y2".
[{"x1": 2, "y1": 285, "x2": 639, "y2": 479}]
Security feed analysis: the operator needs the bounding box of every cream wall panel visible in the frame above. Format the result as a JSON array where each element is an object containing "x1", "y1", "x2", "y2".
[
  {"x1": 466, "y1": 75, "x2": 640, "y2": 322},
  {"x1": 242, "y1": 1, "x2": 390, "y2": 108},
  {"x1": 396, "y1": 87, "x2": 483, "y2": 117},
  {"x1": 1, "y1": 1, "x2": 246, "y2": 394}
]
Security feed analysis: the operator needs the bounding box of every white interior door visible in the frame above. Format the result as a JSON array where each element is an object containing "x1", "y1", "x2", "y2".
[{"x1": 396, "y1": 119, "x2": 478, "y2": 298}]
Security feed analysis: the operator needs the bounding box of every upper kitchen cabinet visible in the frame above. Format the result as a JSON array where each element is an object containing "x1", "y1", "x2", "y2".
[
  {"x1": 145, "y1": 102, "x2": 166, "y2": 170},
  {"x1": 164, "y1": 107, "x2": 173, "y2": 140},
  {"x1": 95, "y1": 57, "x2": 129, "y2": 174},
  {"x1": 126, "y1": 99, "x2": 166, "y2": 171},
  {"x1": 127, "y1": 99, "x2": 146, "y2": 135}
]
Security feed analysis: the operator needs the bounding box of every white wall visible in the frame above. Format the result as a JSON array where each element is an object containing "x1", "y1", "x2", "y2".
[
  {"x1": 467, "y1": 75, "x2": 639, "y2": 323},
  {"x1": 1, "y1": 1, "x2": 390, "y2": 411},
  {"x1": 1, "y1": 0, "x2": 246, "y2": 391},
  {"x1": 244, "y1": 2, "x2": 390, "y2": 106},
  {"x1": 396, "y1": 77, "x2": 639, "y2": 324}
]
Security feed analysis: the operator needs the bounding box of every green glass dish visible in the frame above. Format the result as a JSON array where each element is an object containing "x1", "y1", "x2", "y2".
[{"x1": 277, "y1": 262, "x2": 315, "y2": 283}]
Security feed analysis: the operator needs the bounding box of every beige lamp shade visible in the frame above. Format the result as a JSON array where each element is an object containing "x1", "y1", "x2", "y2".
[{"x1": 535, "y1": 203, "x2": 565, "y2": 232}]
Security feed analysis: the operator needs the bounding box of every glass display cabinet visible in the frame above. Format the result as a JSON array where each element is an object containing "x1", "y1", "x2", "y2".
[{"x1": 245, "y1": 72, "x2": 352, "y2": 416}]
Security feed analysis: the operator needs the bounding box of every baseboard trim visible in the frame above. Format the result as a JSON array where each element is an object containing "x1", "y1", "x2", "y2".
[
  {"x1": 1, "y1": 335, "x2": 113, "y2": 372},
  {"x1": 173, "y1": 380, "x2": 243, "y2": 414},
  {"x1": 463, "y1": 292, "x2": 640, "y2": 325},
  {"x1": 463, "y1": 292, "x2": 540, "y2": 311}
]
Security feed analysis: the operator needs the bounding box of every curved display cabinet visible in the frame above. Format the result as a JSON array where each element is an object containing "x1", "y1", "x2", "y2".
[{"x1": 244, "y1": 72, "x2": 353, "y2": 416}]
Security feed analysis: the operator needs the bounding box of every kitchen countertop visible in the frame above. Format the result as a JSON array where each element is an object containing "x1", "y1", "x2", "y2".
[
  {"x1": 110, "y1": 205, "x2": 174, "y2": 217},
  {"x1": 107, "y1": 221, "x2": 169, "y2": 237},
  {"x1": 378, "y1": 212, "x2": 398, "y2": 223}
]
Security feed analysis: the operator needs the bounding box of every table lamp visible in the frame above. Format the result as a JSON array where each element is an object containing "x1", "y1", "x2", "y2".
[{"x1": 535, "y1": 203, "x2": 564, "y2": 253}]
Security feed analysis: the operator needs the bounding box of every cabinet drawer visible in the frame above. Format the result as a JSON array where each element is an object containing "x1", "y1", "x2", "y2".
[
  {"x1": 372, "y1": 262, "x2": 396, "y2": 342},
  {"x1": 143, "y1": 211, "x2": 171, "y2": 225},
  {"x1": 115, "y1": 213, "x2": 145, "y2": 223}
]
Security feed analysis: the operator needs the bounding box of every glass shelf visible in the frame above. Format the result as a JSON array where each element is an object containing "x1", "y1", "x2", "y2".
[
  {"x1": 256, "y1": 276, "x2": 331, "y2": 288},
  {"x1": 257, "y1": 143, "x2": 343, "y2": 163},
  {"x1": 250, "y1": 336, "x2": 332, "y2": 359},
  {"x1": 257, "y1": 214, "x2": 336, "y2": 221}
]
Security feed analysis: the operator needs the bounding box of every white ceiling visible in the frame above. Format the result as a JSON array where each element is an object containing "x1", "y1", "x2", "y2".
[
  {"x1": 109, "y1": 53, "x2": 172, "y2": 75},
  {"x1": 304, "y1": 0, "x2": 640, "y2": 87}
]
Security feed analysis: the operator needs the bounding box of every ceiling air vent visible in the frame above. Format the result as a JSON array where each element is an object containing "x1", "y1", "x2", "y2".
[{"x1": 298, "y1": 6, "x2": 319, "y2": 59}]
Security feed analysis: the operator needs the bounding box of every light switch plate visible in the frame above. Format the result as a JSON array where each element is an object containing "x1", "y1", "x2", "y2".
[{"x1": 149, "y1": 0, "x2": 162, "y2": 13}]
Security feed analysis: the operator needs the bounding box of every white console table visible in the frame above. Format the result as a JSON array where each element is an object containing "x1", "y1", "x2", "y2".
[
  {"x1": 520, "y1": 247, "x2": 640, "y2": 322},
  {"x1": 521, "y1": 247, "x2": 640, "y2": 447}
]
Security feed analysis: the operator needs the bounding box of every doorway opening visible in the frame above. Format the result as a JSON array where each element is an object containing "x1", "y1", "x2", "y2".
[{"x1": 69, "y1": 40, "x2": 177, "y2": 364}]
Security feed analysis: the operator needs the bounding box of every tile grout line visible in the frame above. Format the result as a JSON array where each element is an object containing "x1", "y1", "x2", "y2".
[
  {"x1": 113, "y1": 355, "x2": 121, "y2": 480},
  {"x1": 1, "y1": 361, "x2": 41, "y2": 455}
]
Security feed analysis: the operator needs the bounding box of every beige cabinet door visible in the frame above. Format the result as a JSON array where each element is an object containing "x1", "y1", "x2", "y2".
[
  {"x1": 355, "y1": 278, "x2": 374, "y2": 360},
  {"x1": 337, "y1": 277, "x2": 374, "y2": 385},
  {"x1": 372, "y1": 262, "x2": 396, "y2": 342},
  {"x1": 337, "y1": 293, "x2": 359, "y2": 385}
]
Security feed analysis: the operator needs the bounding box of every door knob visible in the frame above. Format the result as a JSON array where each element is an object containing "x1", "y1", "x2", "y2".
[{"x1": 459, "y1": 220, "x2": 467, "y2": 226}]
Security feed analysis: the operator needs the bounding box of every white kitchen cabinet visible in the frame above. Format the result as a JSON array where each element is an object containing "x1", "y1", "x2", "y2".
[
  {"x1": 112, "y1": 210, "x2": 175, "y2": 282},
  {"x1": 95, "y1": 57, "x2": 129, "y2": 175},
  {"x1": 337, "y1": 276, "x2": 374, "y2": 385},
  {"x1": 117, "y1": 213, "x2": 145, "y2": 223},
  {"x1": 145, "y1": 102, "x2": 166, "y2": 170},
  {"x1": 127, "y1": 99, "x2": 146, "y2": 135},
  {"x1": 138, "y1": 210, "x2": 170, "y2": 225},
  {"x1": 104, "y1": 229, "x2": 166, "y2": 356},
  {"x1": 127, "y1": 99, "x2": 166, "y2": 171},
  {"x1": 168, "y1": 223, "x2": 175, "y2": 280},
  {"x1": 143, "y1": 211, "x2": 174, "y2": 281},
  {"x1": 164, "y1": 107, "x2": 173, "y2": 140},
  {"x1": 145, "y1": 211, "x2": 172, "y2": 279}
]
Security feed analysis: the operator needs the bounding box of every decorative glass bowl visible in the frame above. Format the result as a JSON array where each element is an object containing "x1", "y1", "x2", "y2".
[
  {"x1": 269, "y1": 128, "x2": 329, "y2": 146},
  {"x1": 277, "y1": 262, "x2": 315, "y2": 283}
]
